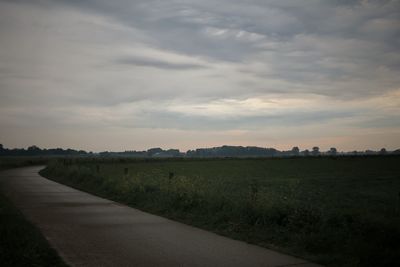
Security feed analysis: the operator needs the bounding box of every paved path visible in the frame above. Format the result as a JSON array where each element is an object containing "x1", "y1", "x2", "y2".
[{"x1": 0, "y1": 166, "x2": 322, "y2": 267}]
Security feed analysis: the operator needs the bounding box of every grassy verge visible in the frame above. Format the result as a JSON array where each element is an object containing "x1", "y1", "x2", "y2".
[
  {"x1": 40, "y1": 157, "x2": 400, "y2": 267},
  {"x1": 0, "y1": 187, "x2": 67, "y2": 266},
  {"x1": 0, "y1": 159, "x2": 68, "y2": 267}
]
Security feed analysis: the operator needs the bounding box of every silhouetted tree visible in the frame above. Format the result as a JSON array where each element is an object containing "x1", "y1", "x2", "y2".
[
  {"x1": 147, "y1": 148, "x2": 163, "y2": 156},
  {"x1": 380, "y1": 148, "x2": 387, "y2": 155},
  {"x1": 365, "y1": 150, "x2": 375, "y2": 155},
  {"x1": 28, "y1": 145, "x2": 40, "y2": 151},
  {"x1": 0, "y1": 145, "x2": 87, "y2": 156},
  {"x1": 27, "y1": 145, "x2": 41, "y2": 155},
  {"x1": 328, "y1": 147, "x2": 337, "y2": 156},
  {"x1": 185, "y1": 146, "x2": 278, "y2": 157},
  {"x1": 166, "y1": 149, "x2": 181, "y2": 157},
  {"x1": 291, "y1": 146, "x2": 300, "y2": 156},
  {"x1": 312, "y1": 146, "x2": 320, "y2": 156}
]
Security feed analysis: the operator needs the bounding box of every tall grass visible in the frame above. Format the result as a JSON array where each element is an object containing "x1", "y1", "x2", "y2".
[{"x1": 41, "y1": 157, "x2": 400, "y2": 267}]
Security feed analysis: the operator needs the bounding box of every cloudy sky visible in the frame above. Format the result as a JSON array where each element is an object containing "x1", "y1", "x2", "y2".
[{"x1": 0, "y1": 0, "x2": 399, "y2": 152}]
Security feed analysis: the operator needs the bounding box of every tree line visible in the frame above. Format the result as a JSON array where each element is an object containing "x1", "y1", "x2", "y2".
[{"x1": 1, "y1": 144, "x2": 399, "y2": 158}]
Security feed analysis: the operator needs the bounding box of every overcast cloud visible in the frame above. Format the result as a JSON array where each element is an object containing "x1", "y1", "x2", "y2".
[{"x1": 0, "y1": 0, "x2": 399, "y2": 151}]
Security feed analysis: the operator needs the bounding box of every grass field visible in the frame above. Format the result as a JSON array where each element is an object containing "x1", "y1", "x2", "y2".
[{"x1": 41, "y1": 156, "x2": 400, "y2": 267}]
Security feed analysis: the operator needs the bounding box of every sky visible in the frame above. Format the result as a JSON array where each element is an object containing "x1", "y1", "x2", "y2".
[{"x1": 0, "y1": 0, "x2": 399, "y2": 152}]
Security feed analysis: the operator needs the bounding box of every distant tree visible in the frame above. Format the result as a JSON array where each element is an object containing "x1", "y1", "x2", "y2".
[
  {"x1": 27, "y1": 145, "x2": 40, "y2": 151},
  {"x1": 312, "y1": 146, "x2": 320, "y2": 156},
  {"x1": 328, "y1": 147, "x2": 337, "y2": 156},
  {"x1": 380, "y1": 148, "x2": 387, "y2": 155},
  {"x1": 147, "y1": 147, "x2": 163, "y2": 156},
  {"x1": 0, "y1": 145, "x2": 88, "y2": 156},
  {"x1": 27, "y1": 145, "x2": 41, "y2": 155},
  {"x1": 0, "y1": 144, "x2": 3, "y2": 150},
  {"x1": 303, "y1": 149, "x2": 310, "y2": 156},
  {"x1": 291, "y1": 146, "x2": 300, "y2": 156},
  {"x1": 365, "y1": 150, "x2": 375, "y2": 155},
  {"x1": 166, "y1": 149, "x2": 181, "y2": 157}
]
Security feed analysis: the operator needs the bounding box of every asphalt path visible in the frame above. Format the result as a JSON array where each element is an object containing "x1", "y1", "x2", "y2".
[{"x1": 0, "y1": 166, "x2": 322, "y2": 267}]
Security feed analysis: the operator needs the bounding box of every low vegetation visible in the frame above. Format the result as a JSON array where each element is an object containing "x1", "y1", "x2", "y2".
[
  {"x1": 0, "y1": 187, "x2": 67, "y2": 267},
  {"x1": 41, "y1": 156, "x2": 400, "y2": 266},
  {"x1": 0, "y1": 158, "x2": 68, "y2": 266}
]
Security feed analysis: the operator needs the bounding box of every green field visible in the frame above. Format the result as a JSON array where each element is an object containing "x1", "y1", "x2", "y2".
[{"x1": 41, "y1": 156, "x2": 400, "y2": 267}]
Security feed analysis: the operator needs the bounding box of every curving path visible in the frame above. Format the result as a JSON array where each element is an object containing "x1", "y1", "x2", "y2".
[{"x1": 0, "y1": 166, "x2": 322, "y2": 267}]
